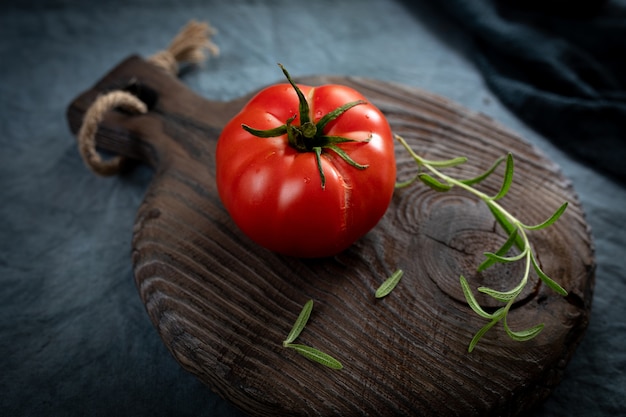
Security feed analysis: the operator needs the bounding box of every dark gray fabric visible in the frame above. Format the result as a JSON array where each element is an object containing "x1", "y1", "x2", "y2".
[
  {"x1": 432, "y1": 0, "x2": 626, "y2": 182},
  {"x1": 1, "y1": 1, "x2": 624, "y2": 416}
]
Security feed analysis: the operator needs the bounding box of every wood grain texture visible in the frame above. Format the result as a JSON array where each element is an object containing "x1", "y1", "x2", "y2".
[{"x1": 67, "y1": 56, "x2": 595, "y2": 417}]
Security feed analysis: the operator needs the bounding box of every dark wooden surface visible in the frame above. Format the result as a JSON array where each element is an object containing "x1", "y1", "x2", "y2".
[{"x1": 67, "y1": 56, "x2": 594, "y2": 417}]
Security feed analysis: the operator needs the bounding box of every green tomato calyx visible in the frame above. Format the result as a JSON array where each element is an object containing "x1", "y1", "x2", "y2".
[{"x1": 242, "y1": 63, "x2": 370, "y2": 189}]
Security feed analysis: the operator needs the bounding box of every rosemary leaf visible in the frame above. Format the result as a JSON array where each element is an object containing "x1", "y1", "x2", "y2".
[
  {"x1": 482, "y1": 249, "x2": 528, "y2": 264},
  {"x1": 486, "y1": 201, "x2": 525, "y2": 251},
  {"x1": 468, "y1": 319, "x2": 499, "y2": 352},
  {"x1": 285, "y1": 343, "x2": 343, "y2": 369},
  {"x1": 395, "y1": 173, "x2": 420, "y2": 189},
  {"x1": 492, "y1": 153, "x2": 514, "y2": 200},
  {"x1": 477, "y1": 286, "x2": 522, "y2": 303},
  {"x1": 283, "y1": 299, "x2": 313, "y2": 346},
  {"x1": 459, "y1": 156, "x2": 505, "y2": 186},
  {"x1": 420, "y1": 156, "x2": 468, "y2": 168},
  {"x1": 460, "y1": 276, "x2": 504, "y2": 320},
  {"x1": 523, "y1": 202, "x2": 569, "y2": 230},
  {"x1": 375, "y1": 269, "x2": 404, "y2": 298},
  {"x1": 418, "y1": 173, "x2": 452, "y2": 192},
  {"x1": 504, "y1": 321, "x2": 545, "y2": 342},
  {"x1": 531, "y1": 253, "x2": 568, "y2": 296},
  {"x1": 477, "y1": 228, "x2": 519, "y2": 272}
]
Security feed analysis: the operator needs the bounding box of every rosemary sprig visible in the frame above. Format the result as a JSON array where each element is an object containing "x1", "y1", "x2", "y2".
[
  {"x1": 395, "y1": 135, "x2": 568, "y2": 352},
  {"x1": 283, "y1": 299, "x2": 343, "y2": 369}
]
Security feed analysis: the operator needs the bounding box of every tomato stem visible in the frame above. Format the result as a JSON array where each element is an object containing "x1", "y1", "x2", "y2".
[
  {"x1": 301, "y1": 122, "x2": 317, "y2": 139},
  {"x1": 241, "y1": 63, "x2": 371, "y2": 189},
  {"x1": 279, "y1": 63, "x2": 312, "y2": 126},
  {"x1": 313, "y1": 147, "x2": 326, "y2": 188}
]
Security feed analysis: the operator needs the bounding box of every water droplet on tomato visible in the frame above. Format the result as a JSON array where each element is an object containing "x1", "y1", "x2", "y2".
[{"x1": 304, "y1": 177, "x2": 311, "y2": 184}]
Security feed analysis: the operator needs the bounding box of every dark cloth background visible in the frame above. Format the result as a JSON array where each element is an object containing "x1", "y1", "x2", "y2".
[
  {"x1": 1, "y1": 0, "x2": 624, "y2": 416},
  {"x1": 434, "y1": 0, "x2": 626, "y2": 182}
]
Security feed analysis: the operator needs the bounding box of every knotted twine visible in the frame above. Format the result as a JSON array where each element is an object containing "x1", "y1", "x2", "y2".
[{"x1": 77, "y1": 20, "x2": 219, "y2": 176}]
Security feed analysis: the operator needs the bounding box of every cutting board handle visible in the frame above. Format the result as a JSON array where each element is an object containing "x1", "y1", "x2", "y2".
[{"x1": 66, "y1": 55, "x2": 247, "y2": 175}]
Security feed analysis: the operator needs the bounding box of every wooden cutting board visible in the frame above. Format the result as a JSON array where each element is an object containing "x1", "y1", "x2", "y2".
[{"x1": 67, "y1": 56, "x2": 595, "y2": 417}]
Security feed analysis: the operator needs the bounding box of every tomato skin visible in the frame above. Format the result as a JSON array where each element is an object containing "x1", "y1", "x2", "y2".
[{"x1": 216, "y1": 82, "x2": 396, "y2": 258}]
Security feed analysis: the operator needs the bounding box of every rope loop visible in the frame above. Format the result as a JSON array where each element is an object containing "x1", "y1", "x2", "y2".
[
  {"x1": 77, "y1": 20, "x2": 219, "y2": 175},
  {"x1": 77, "y1": 91, "x2": 147, "y2": 176}
]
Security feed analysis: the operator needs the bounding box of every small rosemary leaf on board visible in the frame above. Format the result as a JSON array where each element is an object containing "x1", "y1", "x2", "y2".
[
  {"x1": 459, "y1": 156, "x2": 505, "y2": 186},
  {"x1": 418, "y1": 173, "x2": 452, "y2": 192},
  {"x1": 395, "y1": 173, "x2": 420, "y2": 189},
  {"x1": 523, "y1": 202, "x2": 569, "y2": 230},
  {"x1": 375, "y1": 269, "x2": 404, "y2": 298},
  {"x1": 283, "y1": 299, "x2": 313, "y2": 346},
  {"x1": 486, "y1": 201, "x2": 525, "y2": 251},
  {"x1": 504, "y1": 321, "x2": 545, "y2": 342},
  {"x1": 477, "y1": 228, "x2": 519, "y2": 272},
  {"x1": 531, "y1": 253, "x2": 568, "y2": 296},
  {"x1": 420, "y1": 156, "x2": 468, "y2": 168},
  {"x1": 468, "y1": 318, "x2": 499, "y2": 352},
  {"x1": 460, "y1": 276, "x2": 502, "y2": 320},
  {"x1": 482, "y1": 249, "x2": 527, "y2": 264},
  {"x1": 477, "y1": 285, "x2": 522, "y2": 303},
  {"x1": 492, "y1": 153, "x2": 514, "y2": 200},
  {"x1": 285, "y1": 343, "x2": 343, "y2": 369}
]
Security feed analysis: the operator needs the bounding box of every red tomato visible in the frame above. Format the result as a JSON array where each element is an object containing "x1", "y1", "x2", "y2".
[{"x1": 215, "y1": 66, "x2": 396, "y2": 258}]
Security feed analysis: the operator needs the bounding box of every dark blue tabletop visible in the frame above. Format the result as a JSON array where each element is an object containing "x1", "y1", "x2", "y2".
[{"x1": 1, "y1": 1, "x2": 624, "y2": 416}]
